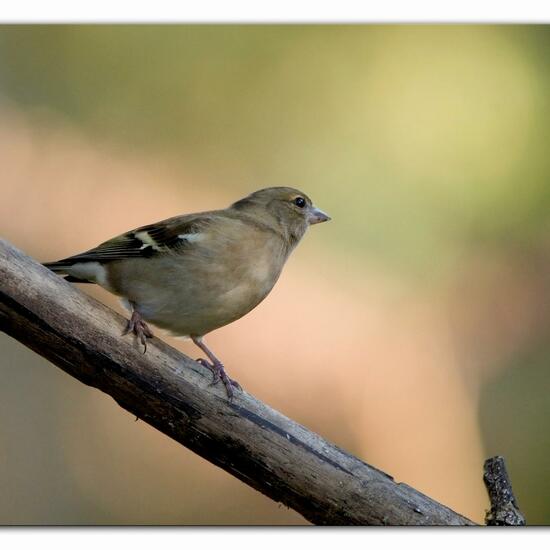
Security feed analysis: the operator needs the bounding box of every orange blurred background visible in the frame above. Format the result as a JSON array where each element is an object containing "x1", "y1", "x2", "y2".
[{"x1": 1, "y1": 25, "x2": 550, "y2": 525}]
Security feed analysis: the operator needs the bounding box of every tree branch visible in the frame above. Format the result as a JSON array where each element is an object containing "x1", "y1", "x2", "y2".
[{"x1": 0, "y1": 238, "x2": 475, "y2": 525}]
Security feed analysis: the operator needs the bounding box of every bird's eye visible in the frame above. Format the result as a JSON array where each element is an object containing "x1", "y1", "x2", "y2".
[{"x1": 294, "y1": 197, "x2": 306, "y2": 208}]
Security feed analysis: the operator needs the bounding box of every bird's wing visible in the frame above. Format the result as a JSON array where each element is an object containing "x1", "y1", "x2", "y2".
[{"x1": 45, "y1": 214, "x2": 212, "y2": 269}]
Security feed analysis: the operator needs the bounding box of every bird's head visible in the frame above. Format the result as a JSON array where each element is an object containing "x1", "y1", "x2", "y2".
[{"x1": 232, "y1": 186, "x2": 330, "y2": 246}]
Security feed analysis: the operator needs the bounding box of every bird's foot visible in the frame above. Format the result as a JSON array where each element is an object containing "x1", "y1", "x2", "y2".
[
  {"x1": 196, "y1": 358, "x2": 242, "y2": 399},
  {"x1": 123, "y1": 310, "x2": 154, "y2": 353}
]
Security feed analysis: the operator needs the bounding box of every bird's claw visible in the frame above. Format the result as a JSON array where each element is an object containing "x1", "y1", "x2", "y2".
[
  {"x1": 123, "y1": 311, "x2": 154, "y2": 353},
  {"x1": 195, "y1": 358, "x2": 218, "y2": 383},
  {"x1": 195, "y1": 357, "x2": 242, "y2": 399},
  {"x1": 228, "y1": 378, "x2": 242, "y2": 391}
]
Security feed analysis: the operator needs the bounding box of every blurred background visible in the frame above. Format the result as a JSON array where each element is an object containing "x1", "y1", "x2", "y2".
[{"x1": 0, "y1": 24, "x2": 549, "y2": 525}]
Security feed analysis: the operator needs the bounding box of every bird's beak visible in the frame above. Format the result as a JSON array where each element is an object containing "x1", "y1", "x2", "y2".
[{"x1": 307, "y1": 206, "x2": 331, "y2": 225}]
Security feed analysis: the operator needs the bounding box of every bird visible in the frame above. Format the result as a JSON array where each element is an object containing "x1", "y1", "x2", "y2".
[{"x1": 44, "y1": 186, "x2": 331, "y2": 398}]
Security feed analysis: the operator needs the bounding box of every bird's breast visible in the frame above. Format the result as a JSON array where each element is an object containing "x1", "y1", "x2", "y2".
[{"x1": 217, "y1": 238, "x2": 287, "y2": 310}]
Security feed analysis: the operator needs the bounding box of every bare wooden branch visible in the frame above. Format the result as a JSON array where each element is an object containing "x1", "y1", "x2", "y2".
[
  {"x1": 483, "y1": 456, "x2": 526, "y2": 526},
  {"x1": 0, "y1": 238, "x2": 476, "y2": 526}
]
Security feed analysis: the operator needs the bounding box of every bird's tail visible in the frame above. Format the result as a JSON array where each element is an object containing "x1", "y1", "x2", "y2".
[
  {"x1": 43, "y1": 260, "x2": 71, "y2": 273},
  {"x1": 43, "y1": 259, "x2": 93, "y2": 283}
]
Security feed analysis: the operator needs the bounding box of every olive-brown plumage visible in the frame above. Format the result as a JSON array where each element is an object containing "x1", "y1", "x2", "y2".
[{"x1": 44, "y1": 187, "x2": 330, "y2": 397}]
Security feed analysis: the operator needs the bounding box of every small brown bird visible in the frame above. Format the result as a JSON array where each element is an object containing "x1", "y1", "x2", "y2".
[{"x1": 44, "y1": 187, "x2": 330, "y2": 398}]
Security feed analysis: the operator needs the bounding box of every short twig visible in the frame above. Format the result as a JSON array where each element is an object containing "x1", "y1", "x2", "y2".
[{"x1": 483, "y1": 456, "x2": 526, "y2": 526}]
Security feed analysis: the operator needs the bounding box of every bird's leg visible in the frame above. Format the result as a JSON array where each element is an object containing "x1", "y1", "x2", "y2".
[
  {"x1": 192, "y1": 336, "x2": 242, "y2": 399},
  {"x1": 122, "y1": 304, "x2": 154, "y2": 353}
]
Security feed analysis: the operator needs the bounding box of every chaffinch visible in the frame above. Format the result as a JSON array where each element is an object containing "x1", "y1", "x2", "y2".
[{"x1": 44, "y1": 187, "x2": 331, "y2": 398}]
